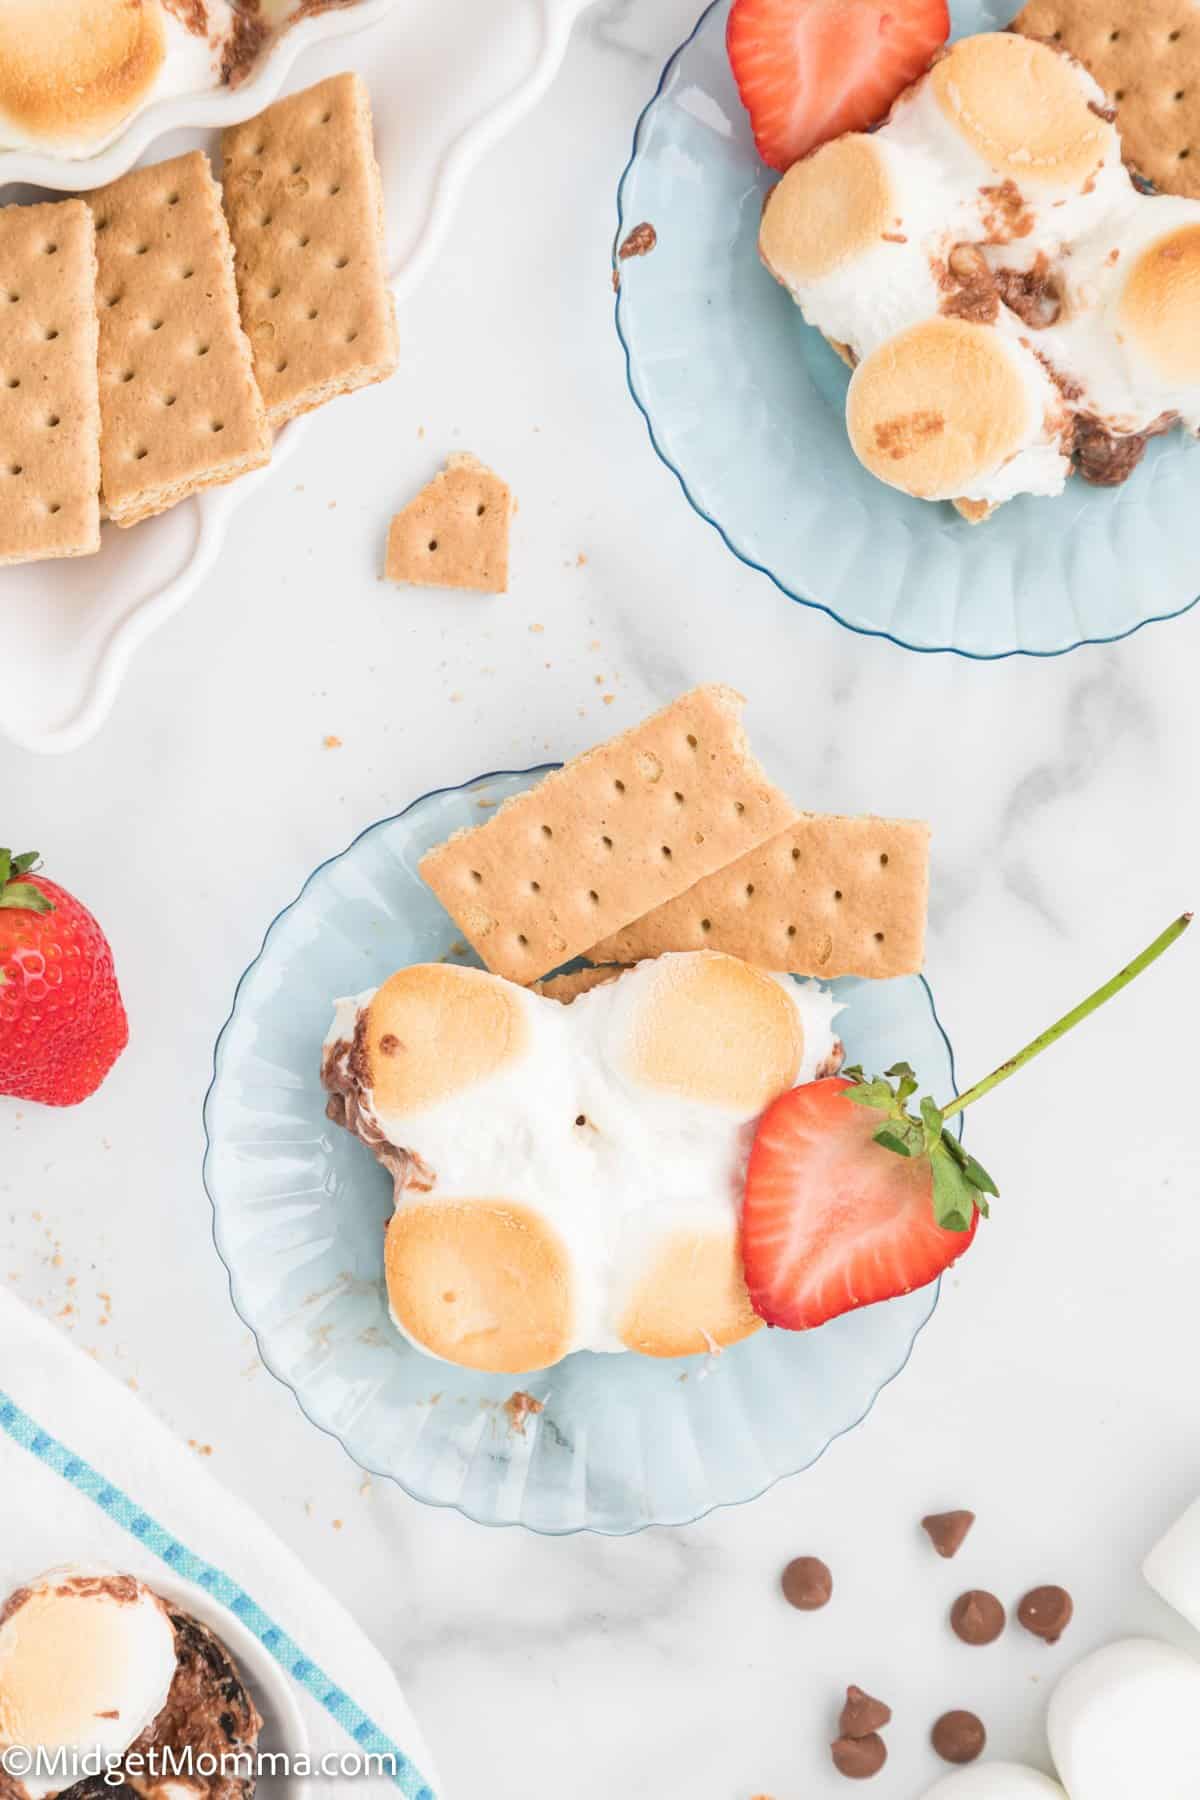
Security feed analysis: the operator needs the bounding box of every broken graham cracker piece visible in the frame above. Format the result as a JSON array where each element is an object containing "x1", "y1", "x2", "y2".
[
  {"x1": 588, "y1": 813, "x2": 930, "y2": 979},
  {"x1": 221, "y1": 71, "x2": 398, "y2": 428},
  {"x1": 1014, "y1": 0, "x2": 1200, "y2": 199},
  {"x1": 419, "y1": 686, "x2": 800, "y2": 986},
  {"x1": 0, "y1": 199, "x2": 100, "y2": 566},
  {"x1": 385, "y1": 453, "x2": 512, "y2": 593},
  {"x1": 86, "y1": 151, "x2": 269, "y2": 528}
]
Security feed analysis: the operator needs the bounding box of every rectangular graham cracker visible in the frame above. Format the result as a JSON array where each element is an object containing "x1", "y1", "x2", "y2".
[
  {"x1": 588, "y1": 814, "x2": 930, "y2": 979},
  {"x1": 87, "y1": 151, "x2": 270, "y2": 528},
  {"x1": 419, "y1": 686, "x2": 801, "y2": 986},
  {"x1": 0, "y1": 199, "x2": 100, "y2": 565},
  {"x1": 386, "y1": 453, "x2": 512, "y2": 593},
  {"x1": 1015, "y1": 0, "x2": 1200, "y2": 199},
  {"x1": 221, "y1": 72, "x2": 398, "y2": 428}
]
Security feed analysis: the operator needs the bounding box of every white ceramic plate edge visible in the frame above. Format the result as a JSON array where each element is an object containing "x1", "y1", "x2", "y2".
[
  {"x1": 0, "y1": 1, "x2": 401, "y2": 194},
  {"x1": 6, "y1": 0, "x2": 588, "y2": 757}
]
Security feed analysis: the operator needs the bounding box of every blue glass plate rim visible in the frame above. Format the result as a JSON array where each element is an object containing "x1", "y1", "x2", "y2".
[
  {"x1": 612, "y1": 0, "x2": 1200, "y2": 663},
  {"x1": 202, "y1": 765, "x2": 959, "y2": 1535}
]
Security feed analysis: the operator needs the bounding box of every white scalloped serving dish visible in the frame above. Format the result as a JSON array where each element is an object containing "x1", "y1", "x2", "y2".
[{"x1": 0, "y1": 0, "x2": 587, "y2": 755}]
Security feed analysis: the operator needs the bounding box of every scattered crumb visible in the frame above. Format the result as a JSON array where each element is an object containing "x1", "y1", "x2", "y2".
[
  {"x1": 186, "y1": 1440, "x2": 214, "y2": 1458},
  {"x1": 328, "y1": 501, "x2": 337, "y2": 510},
  {"x1": 304, "y1": 1501, "x2": 314, "y2": 1517},
  {"x1": 417, "y1": 426, "x2": 425, "y2": 437},
  {"x1": 576, "y1": 552, "x2": 587, "y2": 566},
  {"x1": 332, "y1": 1519, "x2": 344, "y2": 1531},
  {"x1": 476, "y1": 798, "x2": 496, "y2": 810},
  {"x1": 503, "y1": 1391, "x2": 545, "y2": 1436},
  {"x1": 594, "y1": 674, "x2": 604, "y2": 685},
  {"x1": 588, "y1": 639, "x2": 600, "y2": 651},
  {"x1": 529, "y1": 622, "x2": 544, "y2": 634},
  {"x1": 449, "y1": 692, "x2": 463, "y2": 704},
  {"x1": 618, "y1": 221, "x2": 657, "y2": 261},
  {"x1": 359, "y1": 1478, "x2": 372, "y2": 1497},
  {"x1": 127, "y1": 1378, "x2": 139, "y2": 1392},
  {"x1": 603, "y1": 694, "x2": 615, "y2": 705},
  {"x1": 323, "y1": 735, "x2": 343, "y2": 749}
]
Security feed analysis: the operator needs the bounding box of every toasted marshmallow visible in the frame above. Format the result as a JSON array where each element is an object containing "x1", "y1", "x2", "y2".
[
  {"x1": 847, "y1": 316, "x2": 1070, "y2": 505},
  {"x1": 894, "y1": 33, "x2": 1130, "y2": 251},
  {"x1": 1046, "y1": 1638, "x2": 1200, "y2": 1800},
  {"x1": 760, "y1": 135, "x2": 945, "y2": 357},
  {"x1": 0, "y1": 1571, "x2": 176, "y2": 1798},
  {"x1": 0, "y1": 0, "x2": 166, "y2": 154},
  {"x1": 324, "y1": 954, "x2": 841, "y2": 1371},
  {"x1": 1043, "y1": 203, "x2": 1200, "y2": 434},
  {"x1": 920, "y1": 1768, "x2": 1066, "y2": 1800}
]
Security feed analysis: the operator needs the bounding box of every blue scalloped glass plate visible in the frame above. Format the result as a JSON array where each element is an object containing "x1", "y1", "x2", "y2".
[
  {"x1": 203, "y1": 769, "x2": 956, "y2": 1535},
  {"x1": 614, "y1": 0, "x2": 1200, "y2": 658}
]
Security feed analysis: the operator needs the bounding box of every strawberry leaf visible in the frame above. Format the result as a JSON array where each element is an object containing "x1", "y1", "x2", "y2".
[
  {"x1": 931, "y1": 1145, "x2": 978, "y2": 1233},
  {"x1": 0, "y1": 881, "x2": 53, "y2": 914},
  {"x1": 0, "y1": 850, "x2": 51, "y2": 913},
  {"x1": 845, "y1": 1062, "x2": 997, "y2": 1232}
]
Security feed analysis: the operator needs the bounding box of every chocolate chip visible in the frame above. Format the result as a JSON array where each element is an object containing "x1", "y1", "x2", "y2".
[
  {"x1": 1018, "y1": 1584, "x2": 1073, "y2": 1644},
  {"x1": 922, "y1": 1509, "x2": 976, "y2": 1559},
  {"x1": 950, "y1": 1589, "x2": 1006, "y2": 1645},
  {"x1": 831, "y1": 1733, "x2": 887, "y2": 1779},
  {"x1": 839, "y1": 1686, "x2": 892, "y2": 1738},
  {"x1": 931, "y1": 1710, "x2": 987, "y2": 1764},
  {"x1": 781, "y1": 1556, "x2": 832, "y2": 1610}
]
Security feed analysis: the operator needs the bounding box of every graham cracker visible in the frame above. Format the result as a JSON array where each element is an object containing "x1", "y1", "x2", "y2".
[
  {"x1": 221, "y1": 72, "x2": 398, "y2": 428},
  {"x1": 86, "y1": 150, "x2": 270, "y2": 528},
  {"x1": 533, "y1": 966, "x2": 626, "y2": 1004},
  {"x1": 385, "y1": 453, "x2": 512, "y2": 593},
  {"x1": 588, "y1": 814, "x2": 930, "y2": 979},
  {"x1": 1014, "y1": 1, "x2": 1200, "y2": 197},
  {"x1": 0, "y1": 199, "x2": 100, "y2": 565},
  {"x1": 419, "y1": 686, "x2": 801, "y2": 987}
]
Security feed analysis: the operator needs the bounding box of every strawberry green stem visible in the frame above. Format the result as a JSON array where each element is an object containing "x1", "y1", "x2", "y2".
[{"x1": 942, "y1": 913, "x2": 1191, "y2": 1123}]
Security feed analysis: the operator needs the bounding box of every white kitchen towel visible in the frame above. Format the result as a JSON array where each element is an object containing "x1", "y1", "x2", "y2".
[{"x1": 0, "y1": 1287, "x2": 440, "y2": 1800}]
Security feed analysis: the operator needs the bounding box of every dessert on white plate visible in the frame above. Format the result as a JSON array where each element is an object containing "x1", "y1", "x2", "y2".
[
  {"x1": 755, "y1": 30, "x2": 1200, "y2": 515},
  {"x1": 0, "y1": 1567, "x2": 262, "y2": 1800},
  {"x1": 0, "y1": 0, "x2": 376, "y2": 160}
]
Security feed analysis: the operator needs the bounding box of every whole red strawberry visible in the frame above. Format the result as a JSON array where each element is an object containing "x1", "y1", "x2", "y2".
[{"x1": 0, "y1": 849, "x2": 128, "y2": 1106}]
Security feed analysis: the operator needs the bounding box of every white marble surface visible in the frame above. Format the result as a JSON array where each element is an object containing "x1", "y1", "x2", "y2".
[{"x1": 5, "y1": 3, "x2": 1200, "y2": 1797}]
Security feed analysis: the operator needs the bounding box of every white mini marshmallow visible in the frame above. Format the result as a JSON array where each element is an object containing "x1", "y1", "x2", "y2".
[
  {"x1": 1046, "y1": 1637, "x2": 1200, "y2": 1800},
  {"x1": 1144, "y1": 1494, "x2": 1200, "y2": 1634},
  {"x1": 921, "y1": 1766, "x2": 1067, "y2": 1800}
]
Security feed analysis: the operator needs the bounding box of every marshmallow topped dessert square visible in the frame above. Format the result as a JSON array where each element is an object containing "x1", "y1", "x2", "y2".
[
  {"x1": 758, "y1": 30, "x2": 1200, "y2": 515},
  {"x1": 322, "y1": 954, "x2": 843, "y2": 1373}
]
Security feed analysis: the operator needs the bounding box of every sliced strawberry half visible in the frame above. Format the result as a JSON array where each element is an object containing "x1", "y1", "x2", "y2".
[
  {"x1": 726, "y1": 0, "x2": 951, "y2": 172},
  {"x1": 742, "y1": 1077, "x2": 978, "y2": 1330}
]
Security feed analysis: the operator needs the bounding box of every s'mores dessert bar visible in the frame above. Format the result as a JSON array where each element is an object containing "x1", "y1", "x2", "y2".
[
  {"x1": 737, "y1": 17, "x2": 1200, "y2": 515},
  {"x1": 322, "y1": 689, "x2": 943, "y2": 1376}
]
